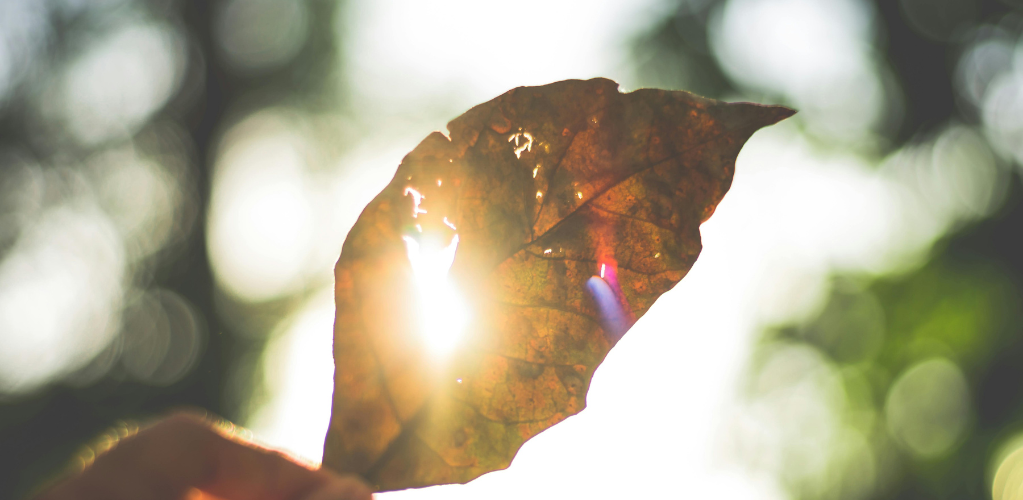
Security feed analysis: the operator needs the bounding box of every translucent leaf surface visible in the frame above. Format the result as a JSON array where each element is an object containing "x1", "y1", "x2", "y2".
[{"x1": 323, "y1": 78, "x2": 793, "y2": 490}]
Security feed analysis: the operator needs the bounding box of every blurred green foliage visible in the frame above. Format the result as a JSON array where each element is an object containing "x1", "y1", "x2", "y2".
[{"x1": 754, "y1": 183, "x2": 1023, "y2": 499}]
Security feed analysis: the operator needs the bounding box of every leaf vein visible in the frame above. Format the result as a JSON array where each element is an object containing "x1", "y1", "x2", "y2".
[
  {"x1": 520, "y1": 129, "x2": 729, "y2": 253},
  {"x1": 588, "y1": 203, "x2": 679, "y2": 233}
]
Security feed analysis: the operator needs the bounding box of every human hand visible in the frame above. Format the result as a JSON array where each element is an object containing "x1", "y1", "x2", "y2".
[{"x1": 35, "y1": 412, "x2": 373, "y2": 500}]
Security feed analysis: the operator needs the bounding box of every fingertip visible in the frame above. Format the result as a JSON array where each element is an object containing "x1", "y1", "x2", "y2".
[{"x1": 159, "y1": 407, "x2": 213, "y2": 427}]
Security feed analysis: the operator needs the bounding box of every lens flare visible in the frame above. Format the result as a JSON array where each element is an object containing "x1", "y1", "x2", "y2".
[
  {"x1": 401, "y1": 233, "x2": 470, "y2": 358},
  {"x1": 587, "y1": 261, "x2": 634, "y2": 342}
]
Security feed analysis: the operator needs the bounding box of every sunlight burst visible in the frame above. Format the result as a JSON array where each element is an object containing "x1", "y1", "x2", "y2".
[{"x1": 401, "y1": 234, "x2": 470, "y2": 358}]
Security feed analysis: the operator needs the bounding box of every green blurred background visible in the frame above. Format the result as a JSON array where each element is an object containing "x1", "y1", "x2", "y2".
[{"x1": 1, "y1": 0, "x2": 1022, "y2": 499}]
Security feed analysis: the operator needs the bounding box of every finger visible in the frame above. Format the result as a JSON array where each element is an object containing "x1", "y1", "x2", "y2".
[
  {"x1": 198, "y1": 422, "x2": 374, "y2": 500},
  {"x1": 37, "y1": 411, "x2": 373, "y2": 500}
]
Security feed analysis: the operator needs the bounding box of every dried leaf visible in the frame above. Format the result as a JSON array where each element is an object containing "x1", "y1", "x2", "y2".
[{"x1": 323, "y1": 78, "x2": 792, "y2": 490}]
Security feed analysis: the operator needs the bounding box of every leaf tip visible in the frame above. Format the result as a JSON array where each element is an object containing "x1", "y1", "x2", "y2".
[
  {"x1": 715, "y1": 102, "x2": 797, "y2": 136},
  {"x1": 773, "y1": 105, "x2": 798, "y2": 122},
  {"x1": 751, "y1": 104, "x2": 797, "y2": 128}
]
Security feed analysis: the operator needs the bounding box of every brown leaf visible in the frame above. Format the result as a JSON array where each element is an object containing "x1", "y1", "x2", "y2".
[{"x1": 323, "y1": 78, "x2": 793, "y2": 491}]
